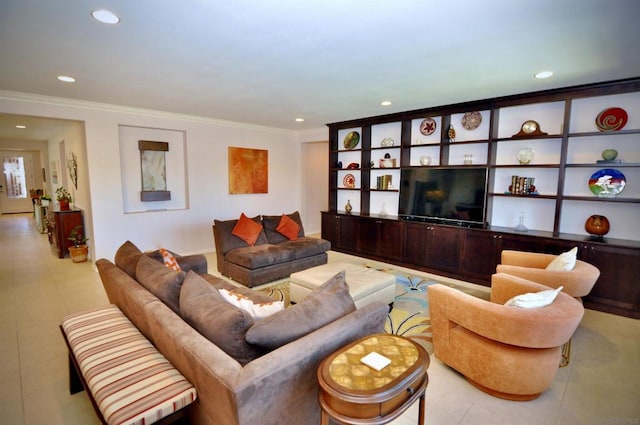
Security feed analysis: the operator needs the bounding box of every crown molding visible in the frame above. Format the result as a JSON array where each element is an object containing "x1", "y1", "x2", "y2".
[{"x1": 0, "y1": 90, "x2": 297, "y2": 136}]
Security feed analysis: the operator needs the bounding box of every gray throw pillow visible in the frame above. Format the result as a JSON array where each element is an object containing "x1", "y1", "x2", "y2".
[
  {"x1": 179, "y1": 271, "x2": 264, "y2": 365},
  {"x1": 135, "y1": 254, "x2": 186, "y2": 314},
  {"x1": 114, "y1": 240, "x2": 143, "y2": 278},
  {"x1": 245, "y1": 270, "x2": 355, "y2": 350}
]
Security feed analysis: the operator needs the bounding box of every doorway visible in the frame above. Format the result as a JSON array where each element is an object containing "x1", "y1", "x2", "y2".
[
  {"x1": 0, "y1": 151, "x2": 36, "y2": 213},
  {"x1": 300, "y1": 141, "x2": 328, "y2": 234}
]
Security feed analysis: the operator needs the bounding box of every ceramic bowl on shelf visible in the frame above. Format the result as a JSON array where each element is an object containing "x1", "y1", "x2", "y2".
[
  {"x1": 602, "y1": 149, "x2": 618, "y2": 161},
  {"x1": 585, "y1": 215, "x2": 610, "y2": 237},
  {"x1": 517, "y1": 147, "x2": 534, "y2": 165}
]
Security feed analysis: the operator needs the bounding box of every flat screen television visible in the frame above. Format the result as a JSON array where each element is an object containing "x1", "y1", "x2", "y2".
[{"x1": 398, "y1": 167, "x2": 488, "y2": 227}]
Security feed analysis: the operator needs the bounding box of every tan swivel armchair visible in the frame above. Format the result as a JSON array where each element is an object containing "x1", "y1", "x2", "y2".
[
  {"x1": 496, "y1": 249, "x2": 600, "y2": 366},
  {"x1": 428, "y1": 273, "x2": 584, "y2": 401},
  {"x1": 496, "y1": 250, "x2": 600, "y2": 298}
]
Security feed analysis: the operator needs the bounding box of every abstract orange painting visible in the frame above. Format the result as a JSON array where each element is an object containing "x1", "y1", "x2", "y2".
[{"x1": 228, "y1": 147, "x2": 268, "y2": 194}]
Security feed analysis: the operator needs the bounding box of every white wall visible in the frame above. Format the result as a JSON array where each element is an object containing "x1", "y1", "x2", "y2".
[
  {"x1": 300, "y1": 141, "x2": 328, "y2": 234},
  {"x1": 0, "y1": 92, "x2": 328, "y2": 260}
]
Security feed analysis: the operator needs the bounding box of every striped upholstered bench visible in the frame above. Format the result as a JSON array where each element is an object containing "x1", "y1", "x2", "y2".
[{"x1": 60, "y1": 305, "x2": 197, "y2": 425}]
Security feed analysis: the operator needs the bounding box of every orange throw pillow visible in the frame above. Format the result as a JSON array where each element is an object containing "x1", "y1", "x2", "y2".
[
  {"x1": 231, "y1": 213, "x2": 263, "y2": 246},
  {"x1": 159, "y1": 247, "x2": 181, "y2": 271},
  {"x1": 276, "y1": 214, "x2": 300, "y2": 240}
]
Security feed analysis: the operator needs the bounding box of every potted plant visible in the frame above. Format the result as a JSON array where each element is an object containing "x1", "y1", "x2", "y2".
[
  {"x1": 67, "y1": 225, "x2": 89, "y2": 263},
  {"x1": 56, "y1": 187, "x2": 72, "y2": 210},
  {"x1": 40, "y1": 195, "x2": 52, "y2": 207}
]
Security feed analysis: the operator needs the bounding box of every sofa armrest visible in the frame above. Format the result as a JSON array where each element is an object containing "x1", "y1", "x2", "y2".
[
  {"x1": 500, "y1": 250, "x2": 555, "y2": 269},
  {"x1": 232, "y1": 301, "x2": 389, "y2": 424},
  {"x1": 176, "y1": 254, "x2": 208, "y2": 274},
  {"x1": 496, "y1": 261, "x2": 600, "y2": 298},
  {"x1": 429, "y1": 276, "x2": 583, "y2": 349}
]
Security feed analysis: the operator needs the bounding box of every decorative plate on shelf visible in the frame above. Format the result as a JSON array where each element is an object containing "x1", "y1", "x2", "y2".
[
  {"x1": 461, "y1": 111, "x2": 482, "y2": 130},
  {"x1": 343, "y1": 131, "x2": 360, "y2": 149},
  {"x1": 595, "y1": 107, "x2": 628, "y2": 132},
  {"x1": 380, "y1": 137, "x2": 395, "y2": 147},
  {"x1": 343, "y1": 173, "x2": 356, "y2": 189},
  {"x1": 419, "y1": 118, "x2": 437, "y2": 136},
  {"x1": 588, "y1": 168, "x2": 626, "y2": 197},
  {"x1": 517, "y1": 147, "x2": 534, "y2": 165}
]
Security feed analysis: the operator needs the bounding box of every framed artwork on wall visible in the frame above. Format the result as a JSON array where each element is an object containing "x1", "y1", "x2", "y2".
[
  {"x1": 119, "y1": 125, "x2": 187, "y2": 213},
  {"x1": 228, "y1": 147, "x2": 268, "y2": 194},
  {"x1": 138, "y1": 140, "x2": 171, "y2": 201}
]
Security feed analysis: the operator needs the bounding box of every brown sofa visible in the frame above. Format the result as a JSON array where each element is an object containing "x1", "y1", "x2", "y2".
[
  {"x1": 96, "y1": 241, "x2": 387, "y2": 425},
  {"x1": 428, "y1": 273, "x2": 584, "y2": 401},
  {"x1": 213, "y1": 212, "x2": 331, "y2": 287}
]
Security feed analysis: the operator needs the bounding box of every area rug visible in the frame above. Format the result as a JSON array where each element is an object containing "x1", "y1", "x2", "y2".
[{"x1": 258, "y1": 264, "x2": 487, "y2": 354}]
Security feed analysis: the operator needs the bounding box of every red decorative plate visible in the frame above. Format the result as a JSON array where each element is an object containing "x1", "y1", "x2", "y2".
[
  {"x1": 343, "y1": 173, "x2": 356, "y2": 189},
  {"x1": 595, "y1": 107, "x2": 628, "y2": 131},
  {"x1": 419, "y1": 118, "x2": 437, "y2": 136}
]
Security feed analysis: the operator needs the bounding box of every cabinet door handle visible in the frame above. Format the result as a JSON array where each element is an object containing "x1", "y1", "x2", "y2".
[{"x1": 376, "y1": 220, "x2": 382, "y2": 224}]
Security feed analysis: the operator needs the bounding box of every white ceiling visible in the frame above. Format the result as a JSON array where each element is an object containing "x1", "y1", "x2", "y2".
[{"x1": 1, "y1": 0, "x2": 640, "y2": 141}]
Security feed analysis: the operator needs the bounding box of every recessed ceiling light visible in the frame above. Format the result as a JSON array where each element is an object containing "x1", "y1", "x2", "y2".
[
  {"x1": 295, "y1": 118, "x2": 304, "y2": 122},
  {"x1": 92, "y1": 9, "x2": 120, "y2": 24},
  {"x1": 57, "y1": 75, "x2": 76, "y2": 83},
  {"x1": 380, "y1": 100, "x2": 392, "y2": 106},
  {"x1": 534, "y1": 71, "x2": 553, "y2": 79},
  {"x1": 15, "y1": 125, "x2": 26, "y2": 129}
]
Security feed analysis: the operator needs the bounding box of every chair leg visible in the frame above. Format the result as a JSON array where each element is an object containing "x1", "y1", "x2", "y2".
[{"x1": 560, "y1": 338, "x2": 571, "y2": 367}]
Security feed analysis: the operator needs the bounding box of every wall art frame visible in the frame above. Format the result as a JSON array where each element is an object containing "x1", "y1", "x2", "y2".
[
  {"x1": 138, "y1": 140, "x2": 171, "y2": 202},
  {"x1": 119, "y1": 125, "x2": 187, "y2": 213},
  {"x1": 228, "y1": 146, "x2": 268, "y2": 194}
]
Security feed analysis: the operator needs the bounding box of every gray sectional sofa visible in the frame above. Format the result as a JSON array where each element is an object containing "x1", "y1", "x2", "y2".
[
  {"x1": 213, "y1": 212, "x2": 331, "y2": 287},
  {"x1": 96, "y1": 241, "x2": 387, "y2": 425}
]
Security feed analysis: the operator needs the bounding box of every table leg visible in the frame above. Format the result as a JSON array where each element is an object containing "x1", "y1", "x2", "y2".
[
  {"x1": 321, "y1": 410, "x2": 330, "y2": 425},
  {"x1": 418, "y1": 394, "x2": 425, "y2": 425}
]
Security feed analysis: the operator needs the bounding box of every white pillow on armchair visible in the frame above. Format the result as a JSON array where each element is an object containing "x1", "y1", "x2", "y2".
[{"x1": 546, "y1": 247, "x2": 577, "y2": 271}]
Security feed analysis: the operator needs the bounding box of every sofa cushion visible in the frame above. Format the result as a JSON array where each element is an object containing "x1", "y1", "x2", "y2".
[
  {"x1": 245, "y1": 271, "x2": 355, "y2": 349},
  {"x1": 160, "y1": 247, "x2": 182, "y2": 271},
  {"x1": 262, "y1": 211, "x2": 305, "y2": 244},
  {"x1": 179, "y1": 272, "x2": 263, "y2": 365},
  {"x1": 225, "y1": 244, "x2": 296, "y2": 269},
  {"x1": 218, "y1": 288, "x2": 285, "y2": 319},
  {"x1": 276, "y1": 214, "x2": 301, "y2": 240},
  {"x1": 505, "y1": 286, "x2": 564, "y2": 308},
  {"x1": 232, "y1": 213, "x2": 264, "y2": 246},
  {"x1": 546, "y1": 247, "x2": 578, "y2": 271},
  {"x1": 146, "y1": 249, "x2": 209, "y2": 274},
  {"x1": 214, "y1": 217, "x2": 269, "y2": 254},
  {"x1": 114, "y1": 240, "x2": 143, "y2": 278},
  {"x1": 136, "y1": 255, "x2": 186, "y2": 314},
  {"x1": 279, "y1": 237, "x2": 331, "y2": 260}
]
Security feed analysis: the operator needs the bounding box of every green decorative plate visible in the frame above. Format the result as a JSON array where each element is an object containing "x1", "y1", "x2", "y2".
[{"x1": 343, "y1": 131, "x2": 360, "y2": 149}]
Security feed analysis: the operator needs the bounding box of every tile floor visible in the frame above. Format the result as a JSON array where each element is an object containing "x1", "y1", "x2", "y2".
[{"x1": 1, "y1": 213, "x2": 639, "y2": 425}]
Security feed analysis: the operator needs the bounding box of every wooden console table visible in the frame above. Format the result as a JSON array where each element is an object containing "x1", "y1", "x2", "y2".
[
  {"x1": 47, "y1": 208, "x2": 83, "y2": 258},
  {"x1": 317, "y1": 334, "x2": 429, "y2": 425}
]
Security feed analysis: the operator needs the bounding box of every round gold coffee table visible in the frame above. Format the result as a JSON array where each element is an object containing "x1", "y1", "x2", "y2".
[{"x1": 317, "y1": 333, "x2": 429, "y2": 425}]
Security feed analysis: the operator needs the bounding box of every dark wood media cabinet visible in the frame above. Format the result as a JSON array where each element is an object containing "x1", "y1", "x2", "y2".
[{"x1": 322, "y1": 211, "x2": 640, "y2": 319}]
